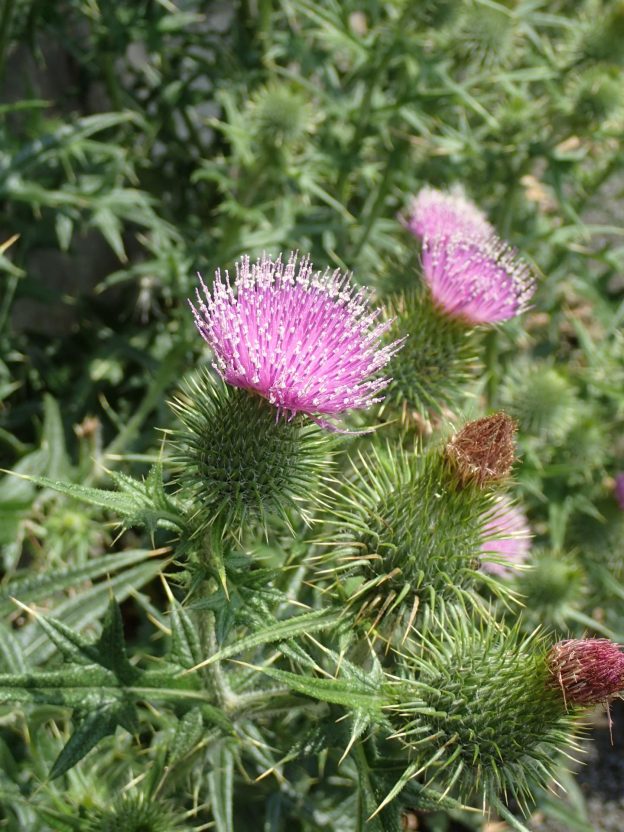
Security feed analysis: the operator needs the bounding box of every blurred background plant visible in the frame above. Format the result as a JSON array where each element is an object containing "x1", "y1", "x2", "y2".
[{"x1": 1, "y1": 0, "x2": 624, "y2": 830}]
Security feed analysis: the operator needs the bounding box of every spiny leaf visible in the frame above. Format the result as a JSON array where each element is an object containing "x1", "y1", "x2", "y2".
[
  {"x1": 0, "y1": 547, "x2": 168, "y2": 616},
  {"x1": 207, "y1": 745, "x2": 235, "y2": 832},
  {"x1": 240, "y1": 664, "x2": 383, "y2": 711},
  {"x1": 188, "y1": 607, "x2": 344, "y2": 672},
  {"x1": 170, "y1": 601, "x2": 202, "y2": 669},
  {"x1": 50, "y1": 700, "x2": 138, "y2": 779},
  {"x1": 95, "y1": 599, "x2": 139, "y2": 683}
]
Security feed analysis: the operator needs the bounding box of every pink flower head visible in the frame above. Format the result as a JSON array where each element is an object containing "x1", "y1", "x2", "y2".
[
  {"x1": 480, "y1": 496, "x2": 531, "y2": 577},
  {"x1": 548, "y1": 638, "x2": 624, "y2": 706},
  {"x1": 405, "y1": 186, "x2": 494, "y2": 243},
  {"x1": 421, "y1": 235, "x2": 536, "y2": 324},
  {"x1": 190, "y1": 252, "x2": 404, "y2": 427},
  {"x1": 615, "y1": 473, "x2": 624, "y2": 510}
]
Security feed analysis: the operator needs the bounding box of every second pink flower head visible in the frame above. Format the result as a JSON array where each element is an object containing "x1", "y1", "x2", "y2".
[{"x1": 406, "y1": 186, "x2": 536, "y2": 325}]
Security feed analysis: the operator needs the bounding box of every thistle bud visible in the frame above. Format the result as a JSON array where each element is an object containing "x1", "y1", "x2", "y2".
[
  {"x1": 548, "y1": 638, "x2": 624, "y2": 706},
  {"x1": 85, "y1": 794, "x2": 185, "y2": 832},
  {"x1": 499, "y1": 364, "x2": 577, "y2": 447},
  {"x1": 382, "y1": 289, "x2": 478, "y2": 422},
  {"x1": 324, "y1": 440, "x2": 514, "y2": 638},
  {"x1": 387, "y1": 610, "x2": 578, "y2": 810},
  {"x1": 250, "y1": 82, "x2": 311, "y2": 148},
  {"x1": 172, "y1": 375, "x2": 331, "y2": 535},
  {"x1": 445, "y1": 412, "x2": 516, "y2": 487}
]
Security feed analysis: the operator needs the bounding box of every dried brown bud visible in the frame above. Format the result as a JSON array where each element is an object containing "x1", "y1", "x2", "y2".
[
  {"x1": 445, "y1": 412, "x2": 516, "y2": 487},
  {"x1": 548, "y1": 638, "x2": 624, "y2": 707}
]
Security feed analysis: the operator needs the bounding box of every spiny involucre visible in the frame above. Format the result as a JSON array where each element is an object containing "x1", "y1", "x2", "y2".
[
  {"x1": 190, "y1": 252, "x2": 404, "y2": 429},
  {"x1": 548, "y1": 638, "x2": 624, "y2": 706},
  {"x1": 480, "y1": 495, "x2": 531, "y2": 577}
]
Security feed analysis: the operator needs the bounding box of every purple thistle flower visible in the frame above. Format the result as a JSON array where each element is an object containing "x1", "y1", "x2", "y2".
[
  {"x1": 615, "y1": 473, "x2": 624, "y2": 510},
  {"x1": 480, "y1": 496, "x2": 531, "y2": 577},
  {"x1": 405, "y1": 186, "x2": 494, "y2": 243},
  {"x1": 548, "y1": 638, "x2": 624, "y2": 706},
  {"x1": 421, "y1": 235, "x2": 536, "y2": 324},
  {"x1": 190, "y1": 252, "x2": 404, "y2": 427}
]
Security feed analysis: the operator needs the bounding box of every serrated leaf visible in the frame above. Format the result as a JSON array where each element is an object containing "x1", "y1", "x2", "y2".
[
  {"x1": 207, "y1": 745, "x2": 234, "y2": 832},
  {"x1": 32, "y1": 615, "x2": 99, "y2": 665},
  {"x1": 170, "y1": 601, "x2": 202, "y2": 669},
  {"x1": 1, "y1": 470, "x2": 184, "y2": 533},
  {"x1": 246, "y1": 664, "x2": 382, "y2": 711},
  {"x1": 0, "y1": 623, "x2": 26, "y2": 674},
  {"x1": 169, "y1": 707, "x2": 204, "y2": 764},
  {"x1": 21, "y1": 558, "x2": 167, "y2": 664},
  {"x1": 191, "y1": 607, "x2": 344, "y2": 671},
  {"x1": 50, "y1": 700, "x2": 136, "y2": 779},
  {"x1": 0, "y1": 547, "x2": 166, "y2": 617},
  {"x1": 96, "y1": 599, "x2": 138, "y2": 683}
]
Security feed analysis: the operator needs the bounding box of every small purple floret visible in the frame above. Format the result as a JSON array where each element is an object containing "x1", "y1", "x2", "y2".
[
  {"x1": 421, "y1": 235, "x2": 536, "y2": 324},
  {"x1": 615, "y1": 473, "x2": 624, "y2": 510},
  {"x1": 406, "y1": 186, "x2": 494, "y2": 243},
  {"x1": 480, "y1": 496, "x2": 531, "y2": 577},
  {"x1": 190, "y1": 252, "x2": 403, "y2": 425},
  {"x1": 548, "y1": 638, "x2": 624, "y2": 706}
]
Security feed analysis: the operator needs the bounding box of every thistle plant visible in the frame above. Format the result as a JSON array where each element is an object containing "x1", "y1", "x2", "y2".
[{"x1": 3, "y1": 1, "x2": 624, "y2": 829}]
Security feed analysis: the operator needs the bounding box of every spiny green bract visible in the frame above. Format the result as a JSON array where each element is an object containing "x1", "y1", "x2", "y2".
[
  {"x1": 498, "y1": 363, "x2": 578, "y2": 447},
  {"x1": 85, "y1": 793, "x2": 186, "y2": 832},
  {"x1": 514, "y1": 549, "x2": 586, "y2": 630},
  {"x1": 454, "y1": 1, "x2": 521, "y2": 67},
  {"x1": 171, "y1": 371, "x2": 332, "y2": 536},
  {"x1": 382, "y1": 289, "x2": 478, "y2": 423},
  {"x1": 387, "y1": 610, "x2": 580, "y2": 812},
  {"x1": 322, "y1": 442, "x2": 508, "y2": 637},
  {"x1": 250, "y1": 82, "x2": 312, "y2": 147},
  {"x1": 568, "y1": 66, "x2": 624, "y2": 128}
]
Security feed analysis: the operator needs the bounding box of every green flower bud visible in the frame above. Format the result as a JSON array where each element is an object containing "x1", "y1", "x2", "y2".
[
  {"x1": 387, "y1": 609, "x2": 579, "y2": 811},
  {"x1": 499, "y1": 364, "x2": 578, "y2": 448},
  {"x1": 382, "y1": 289, "x2": 479, "y2": 423},
  {"x1": 250, "y1": 82, "x2": 311, "y2": 147},
  {"x1": 515, "y1": 549, "x2": 586, "y2": 630},
  {"x1": 172, "y1": 371, "x2": 332, "y2": 537},
  {"x1": 85, "y1": 794, "x2": 186, "y2": 832},
  {"x1": 324, "y1": 429, "x2": 515, "y2": 637}
]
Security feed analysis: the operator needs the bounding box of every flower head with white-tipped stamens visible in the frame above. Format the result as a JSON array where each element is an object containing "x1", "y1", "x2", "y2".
[
  {"x1": 406, "y1": 185, "x2": 494, "y2": 243},
  {"x1": 421, "y1": 235, "x2": 536, "y2": 325},
  {"x1": 481, "y1": 495, "x2": 531, "y2": 576},
  {"x1": 190, "y1": 253, "x2": 403, "y2": 427}
]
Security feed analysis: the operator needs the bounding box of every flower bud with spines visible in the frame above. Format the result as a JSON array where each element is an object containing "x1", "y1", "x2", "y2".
[
  {"x1": 85, "y1": 793, "x2": 187, "y2": 832},
  {"x1": 498, "y1": 363, "x2": 578, "y2": 449},
  {"x1": 381, "y1": 288, "x2": 479, "y2": 423},
  {"x1": 323, "y1": 418, "x2": 518, "y2": 638},
  {"x1": 172, "y1": 371, "x2": 332, "y2": 537},
  {"x1": 386, "y1": 609, "x2": 580, "y2": 814}
]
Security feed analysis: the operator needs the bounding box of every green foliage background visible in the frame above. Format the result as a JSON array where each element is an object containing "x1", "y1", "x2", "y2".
[{"x1": 1, "y1": 0, "x2": 624, "y2": 830}]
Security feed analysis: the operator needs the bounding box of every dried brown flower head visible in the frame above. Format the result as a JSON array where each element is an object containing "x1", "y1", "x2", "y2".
[{"x1": 445, "y1": 411, "x2": 517, "y2": 487}]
